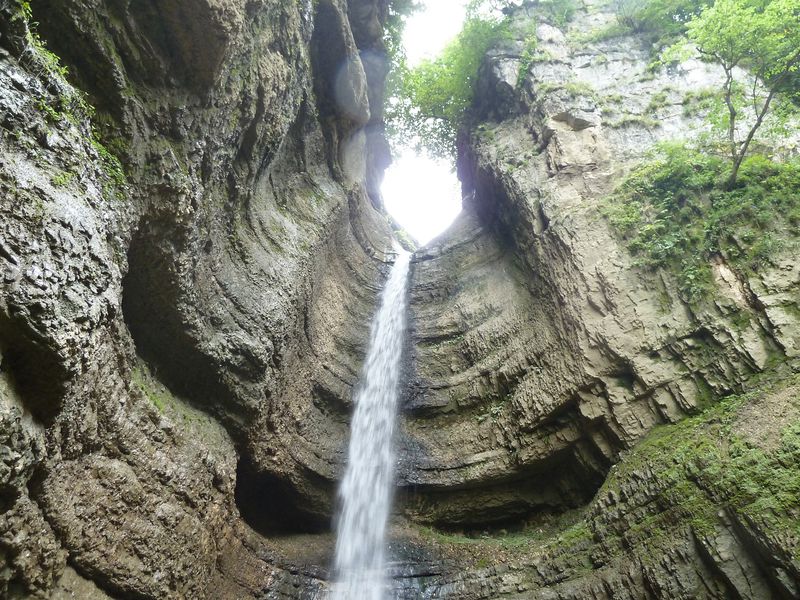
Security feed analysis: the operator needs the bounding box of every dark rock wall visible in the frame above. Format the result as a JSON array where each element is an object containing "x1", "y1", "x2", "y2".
[{"x1": 0, "y1": 0, "x2": 397, "y2": 596}]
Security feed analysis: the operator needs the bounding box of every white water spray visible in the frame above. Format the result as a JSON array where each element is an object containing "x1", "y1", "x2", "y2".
[{"x1": 331, "y1": 251, "x2": 411, "y2": 600}]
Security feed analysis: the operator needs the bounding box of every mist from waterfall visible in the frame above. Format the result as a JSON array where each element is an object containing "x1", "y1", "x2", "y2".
[{"x1": 330, "y1": 250, "x2": 411, "y2": 600}]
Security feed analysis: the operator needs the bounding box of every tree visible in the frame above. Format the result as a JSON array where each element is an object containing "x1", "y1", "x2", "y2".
[
  {"x1": 386, "y1": 12, "x2": 511, "y2": 159},
  {"x1": 686, "y1": 0, "x2": 800, "y2": 188}
]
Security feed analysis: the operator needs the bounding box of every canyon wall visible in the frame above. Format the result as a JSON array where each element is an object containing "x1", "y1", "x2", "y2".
[
  {"x1": 396, "y1": 1, "x2": 799, "y2": 597},
  {"x1": 402, "y1": 0, "x2": 799, "y2": 526},
  {"x1": 1, "y1": 0, "x2": 398, "y2": 596},
  {"x1": 0, "y1": 0, "x2": 798, "y2": 598}
]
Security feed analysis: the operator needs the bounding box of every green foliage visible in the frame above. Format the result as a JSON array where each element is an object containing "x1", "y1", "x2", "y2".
[
  {"x1": 387, "y1": 0, "x2": 582, "y2": 158},
  {"x1": 602, "y1": 377, "x2": 800, "y2": 550},
  {"x1": 603, "y1": 143, "x2": 800, "y2": 302},
  {"x1": 12, "y1": 0, "x2": 128, "y2": 200},
  {"x1": 91, "y1": 135, "x2": 127, "y2": 188},
  {"x1": 388, "y1": 13, "x2": 511, "y2": 159},
  {"x1": 684, "y1": 0, "x2": 800, "y2": 186},
  {"x1": 646, "y1": 88, "x2": 672, "y2": 112},
  {"x1": 383, "y1": 0, "x2": 423, "y2": 76},
  {"x1": 92, "y1": 111, "x2": 130, "y2": 161},
  {"x1": 32, "y1": 95, "x2": 126, "y2": 195},
  {"x1": 17, "y1": 0, "x2": 33, "y2": 20},
  {"x1": 605, "y1": 0, "x2": 800, "y2": 113},
  {"x1": 516, "y1": 21, "x2": 540, "y2": 88},
  {"x1": 35, "y1": 98, "x2": 62, "y2": 124},
  {"x1": 133, "y1": 368, "x2": 167, "y2": 412},
  {"x1": 27, "y1": 33, "x2": 69, "y2": 80},
  {"x1": 613, "y1": 0, "x2": 704, "y2": 42},
  {"x1": 573, "y1": 20, "x2": 631, "y2": 44},
  {"x1": 537, "y1": 0, "x2": 579, "y2": 26},
  {"x1": 15, "y1": 0, "x2": 70, "y2": 81},
  {"x1": 681, "y1": 87, "x2": 718, "y2": 117},
  {"x1": 50, "y1": 170, "x2": 75, "y2": 187},
  {"x1": 474, "y1": 401, "x2": 505, "y2": 423}
]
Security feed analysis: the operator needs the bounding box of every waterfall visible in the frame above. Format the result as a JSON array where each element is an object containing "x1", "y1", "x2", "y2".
[{"x1": 331, "y1": 250, "x2": 411, "y2": 600}]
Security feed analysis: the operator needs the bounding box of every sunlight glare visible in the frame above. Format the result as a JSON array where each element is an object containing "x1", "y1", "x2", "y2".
[
  {"x1": 404, "y1": 0, "x2": 470, "y2": 67},
  {"x1": 382, "y1": 152, "x2": 462, "y2": 245},
  {"x1": 382, "y1": 1, "x2": 469, "y2": 246}
]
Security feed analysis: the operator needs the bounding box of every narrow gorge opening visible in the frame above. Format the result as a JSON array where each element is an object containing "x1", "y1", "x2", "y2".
[
  {"x1": 382, "y1": 153, "x2": 461, "y2": 246},
  {"x1": 380, "y1": 0, "x2": 468, "y2": 246}
]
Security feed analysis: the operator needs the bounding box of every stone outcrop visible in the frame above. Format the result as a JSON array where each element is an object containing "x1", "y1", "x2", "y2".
[
  {"x1": 400, "y1": 0, "x2": 799, "y2": 528},
  {"x1": 389, "y1": 0, "x2": 800, "y2": 597},
  {"x1": 0, "y1": 0, "x2": 397, "y2": 596},
  {"x1": 1, "y1": 0, "x2": 798, "y2": 598}
]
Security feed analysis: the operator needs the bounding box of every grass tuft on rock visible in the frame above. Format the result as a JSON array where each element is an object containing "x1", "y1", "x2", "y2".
[
  {"x1": 596, "y1": 372, "x2": 800, "y2": 560},
  {"x1": 409, "y1": 369, "x2": 800, "y2": 575}
]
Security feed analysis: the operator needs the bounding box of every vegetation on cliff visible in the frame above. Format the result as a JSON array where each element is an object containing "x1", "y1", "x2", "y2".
[
  {"x1": 612, "y1": 0, "x2": 702, "y2": 42},
  {"x1": 386, "y1": 2, "x2": 513, "y2": 159},
  {"x1": 613, "y1": 0, "x2": 800, "y2": 185},
  {"x1": 682, "y1": 0, "x2": 800, "y2": 186},
  {"x1": 603, "y1": 143, "x2": 800, "y2": 301},
  {"x1": 596, "y1": 0, "x2": 800, "y2": 301},
  {"x1": 410, "y1": 369, "x2": 800, "y2": 589},
  {"x1": 388, "y1": 0, "x2": 582, "y2": 159},
  {"x1": 390, "y1": 0, "x2": 799, "y2": 165}
]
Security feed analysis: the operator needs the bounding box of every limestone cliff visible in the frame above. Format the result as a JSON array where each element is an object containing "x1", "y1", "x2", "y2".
[
  {"x1": 0, "y1": 0, "x2": 798, "y2": 598},
  {"x1": 402, "y1": 0, "x2": 799, "y2": 526},
  {"x1": 395, "y1": 0, "x2": 800, "y2": 597},
  {"x1": 1, "y1": 0, "x2": 397, "y2": 596}
]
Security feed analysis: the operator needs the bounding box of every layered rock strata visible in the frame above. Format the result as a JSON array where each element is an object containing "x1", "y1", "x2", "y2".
[
  {"x1": 400, "y1": 0, "x2": 799, "y2": 528},
  {"x1": 385, "y1": 0, "x2": 799, "y2": 597},
  {"x1": 0, "y1": 0, "x2": 397, "y2": 596}
]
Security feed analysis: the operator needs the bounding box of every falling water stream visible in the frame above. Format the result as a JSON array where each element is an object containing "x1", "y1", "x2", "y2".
[{"x1": 331, "y1": 250, "x2": 411, "y2": 600}]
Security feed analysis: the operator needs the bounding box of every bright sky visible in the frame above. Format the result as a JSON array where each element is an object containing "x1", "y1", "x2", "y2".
[
  {"x1": 382, "y1": 152, "x2": 462, "y2": 244},
  {"x1": 404, "y1": 0, "x2": 470, "y2": 67},
  {"x1": 381, "y1": 0, "x2": 469, "y2": 246}
]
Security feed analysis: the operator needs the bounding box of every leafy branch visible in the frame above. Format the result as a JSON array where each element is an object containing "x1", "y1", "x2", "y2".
[{"x1": 686, "y1": 0, "x2": 800, "y2": 188}]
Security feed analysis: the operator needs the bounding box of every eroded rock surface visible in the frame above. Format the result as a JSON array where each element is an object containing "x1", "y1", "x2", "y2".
[
  {"x1": 400, "y1": 0, "x2": 799, "y2": 529},
  {"x1": 1, "y1": 0, "x2": 798, "y2": 598},
  {"x1": 0, "y1": 0, "x2": 397, "y2": 596}
]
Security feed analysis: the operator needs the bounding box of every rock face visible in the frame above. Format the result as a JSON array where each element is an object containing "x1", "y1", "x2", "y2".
[
  {"x1": 393, "y1": 0, "x2": 800, "y2": 596},
  {"x1": 400, "y1": 0, "x2": 799, "y2": 526},
  {"x1": 0, "y1": 0, "x2": 397, "y2": 596},
  {"x1": 0, "y1": 0, "x2": 798, "y2": 598}
]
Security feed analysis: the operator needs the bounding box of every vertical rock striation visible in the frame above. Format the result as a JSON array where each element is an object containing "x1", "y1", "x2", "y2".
[{"x1": 0, "y1": 0, "x2": 399, "y2": 596}]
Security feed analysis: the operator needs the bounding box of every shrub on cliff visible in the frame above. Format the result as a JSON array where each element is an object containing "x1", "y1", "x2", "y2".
[
  {"x1": 603, "y1": 143, "x2": 800, "y2": 302},
  {"x1": 387, "y1": 11, "x2": 510, "y2": 160},
  {"x1": 613, "y1": 0, "x2": 703, "y2": 42},
  {"x1": 683, "y1": 0, "x2": 800, "y2": 187}
]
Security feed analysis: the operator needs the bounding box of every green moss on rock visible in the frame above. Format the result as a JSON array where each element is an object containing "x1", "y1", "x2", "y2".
[{"x1": 603, "y1": 143, "x2": 800, "y2": 303}]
